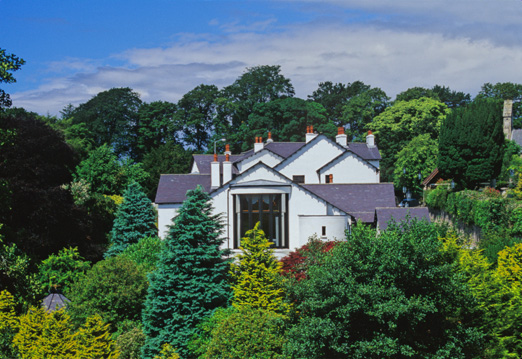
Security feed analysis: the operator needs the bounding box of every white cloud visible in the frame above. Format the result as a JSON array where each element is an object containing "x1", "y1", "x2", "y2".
[{"x1": 11, "y1": 5, "x2": 522, "y2": 115}]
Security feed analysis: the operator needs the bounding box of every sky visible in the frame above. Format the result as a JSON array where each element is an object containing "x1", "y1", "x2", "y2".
[{"x1": 2, "y1": 0, "x2": 522, "y2": 116}]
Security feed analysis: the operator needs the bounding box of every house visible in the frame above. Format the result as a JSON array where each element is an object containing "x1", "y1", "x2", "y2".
[{"x1": 155, "y1": 127, "x2": 414, "y2": 258}]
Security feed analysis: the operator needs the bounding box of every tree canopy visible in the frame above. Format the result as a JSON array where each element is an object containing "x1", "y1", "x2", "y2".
[{"x1": 0, "y1": 48, "x2": 25, "y2": 108}]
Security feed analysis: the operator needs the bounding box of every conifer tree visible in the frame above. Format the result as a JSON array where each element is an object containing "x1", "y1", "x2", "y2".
[
  {"x1": 438, "y1": 99, "x2": 505, "y2": 188},
  {"x1": 230, "y1": 222, "x2": 291, "y2": 315},
  {"x1": 141, "y1": 186, "x2": 230, "y2": 359},
  {"x1": 105, "y1": 181, "x2": 157, "y2": 258},
  {"x1": 77, "y1": 314, "x2": 120, "y2": 358}
]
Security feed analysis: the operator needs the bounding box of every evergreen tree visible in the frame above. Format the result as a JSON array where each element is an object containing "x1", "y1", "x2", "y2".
[
  {"x1": 230, "y1": 222, "x2": 291, "y2": 315},
  {"x1": 141, "y1": 186, "x2": 230, "y2": 358},
  {"x1": 438, "y1": 99, "x2": 505, "y2": 188},
  {"x1": 105, "y1": 182, "x2": 157, "y2": 258},
  {"x1": 77, "y1": 314, "x2": 120, "y2": 358}
]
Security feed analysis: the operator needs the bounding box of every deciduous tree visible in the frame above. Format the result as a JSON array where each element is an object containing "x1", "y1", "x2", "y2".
[{"x1": 0, "y1": 48, "x2": 25, "y2": 108}]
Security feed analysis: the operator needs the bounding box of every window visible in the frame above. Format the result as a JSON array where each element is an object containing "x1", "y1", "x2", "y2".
[
  {"x1": 322, "y1": 226, "x2": 326, "y2": 237},
  {"x1": 234, "y1": 194, "x2": 288, "y2": 248},
  {"x1": 292, "y1": 175, "x2": 305, "y2": 184}
]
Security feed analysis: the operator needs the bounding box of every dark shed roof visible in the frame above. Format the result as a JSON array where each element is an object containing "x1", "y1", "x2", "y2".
[
  {"x1": 42, "y1": 292, "x2": 70, "y2": 312},
  {"x1": 375, "y1": 207, "x2": 431, "y2": 231},
  {"x1": 155, "y1": 174, "x2": 211, "y2": 204},
  {"x1": 302, "y1": 183, "x2": 396, "y2": 223}
]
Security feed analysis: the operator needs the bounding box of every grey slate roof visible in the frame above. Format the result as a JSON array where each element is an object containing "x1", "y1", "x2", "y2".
[
  {"x1": 302, "y1": 183, "x2": 396, "y2": 223},
  {"x1": 42, "y1": 292, "x2": 70, "y2": 312},
  {"x1": 155, "y1": 174, "x2": 211, "y2": 204},
  {"x1": 265, "y1": 142, "x2": 306, "y2": 158},
  {"x1": 375, "y1": 207, "x2": 431, "y2": 231},
  {"x1": 348, "y1": 142, "x2": 381, "y2": 160},
  {"x1": 192, "y1": 154, "x2": 244, "y2": 175},
  {"x1": 512, "y1": 129, "x2": 522, "y2": 148}
]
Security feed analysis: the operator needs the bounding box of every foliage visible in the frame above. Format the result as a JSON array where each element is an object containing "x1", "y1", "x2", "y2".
[
  {"x1": 77, "y1": 314, "x2": 120, "y2": 358},
  {"x1": 74, "y1": 144, "x2": 148, "y2": 196},
  {"x1": 341, "y1": 86, "x2": 389, "y2": 141},
  {"x1": 0, "y1": 290, "x2": 18, "y2": 358},
  {"x1": 67, "y1": 255, "x2": 148, "y2": 330},
  {"x1": 285, "y1": 220, "x2": 483, "y2": 358},
  {"x1": 0, "y1": 114, "x2": 105, "y2": 261},
  {"x1": 142, "y1": 186, "x2": 231, "y2": 358},
  {"x1": 105, "y1": 182, "x2": 157, "y2": 258},
  {"x1": 141, "y1": 142, "x2": 192, "y2": 199},
  {"x1": 450, "y1": 238, "x2": 522, "y2": 357},
  {"x1": 392, "y1": 133, "x2": 438, "y2": 195},
  {"x1": 114, "y1": 323, "x2": 146, "y2": 359},
  {"x1": 230, "y1": 222, "x2": 292, "y2": 315},
  {"x1": 134, "y1": 100, "x2": 180, "y2": 162},
  {"x1": 499, "y1": 140, "x2": 521, "y2": 187},
  {"x1": 120, "y1": 236, "x2": 163, "y2": 274},
  {"x1": 280, "y1": 235, "x2": 337, "y2": 281},
  {"x1": 0, "y1": 234, "x2": 40, "y2": 310},
  {"x1": 12, "y1": 306, "x2": 119, "y2": 359},
  {"x1": 190, "y1": 306, "x2": 288, "y2": 359},
  {"x1": 71, "y1": 87, "x2": 142, "y2": 158},
  {"x1": 235, "y1": 97, "x2": 336, "y2": 151},
  {"x1": 0, "y1": 48, "x2": 25, "y2": 108},
  {"x1": 37, "y1": 246, "x2": 91, "y2": 296},
  {"x1": 478, "y1": 82, "x2": 522, "y2": 128},
  {"x1": 479, "y1": 228, "x2": 522, "y2": 265},
  {"x1": 438, "y1": 99, "x2": 505, "y2": 188},
  {"x1": 154, "y1": 343, "x2": 180, "y2": 359},
  {"x1": 395, "y1": 85, "x2": 471, "y2": 109},
  {"x1": 367, "y1": 97, "x2": 449, "y2": 181}
]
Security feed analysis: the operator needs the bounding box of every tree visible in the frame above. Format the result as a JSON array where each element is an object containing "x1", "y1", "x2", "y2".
[
  {"x1": 0, "y1": 114, "x2": 106, "y2": 262},
  {"x1": 74, "y1": 144, "x2": 148, "y2": 196},
  {"x1": 37, "y1": 247, "x2": 91, "y2": 296},
  {"x1": 105, "y1": 182, "x2": 157, "y2": 258},
  {"x1": 431, "y1": 85, "x2": 471, "y2": 109},
  {"x1": 478, "y1": 82, "x2": 522, "y2": 129},
  {"x1": 134, "y1": 101, "x2": 179, "y2": 162},
  {"x1": 119, "y1": 236, "x2": 163, "y2": 274},
  {"x1": 67, "y1": 255, "x2": 148, "y2": 330},
  {"x1": 77, "y1": 314, "x2": 120, "y2": 358},
  {"x1": 230, "y1": 222, "x2": 291, "y2": 315},
  {"x1": 71, "y1": 87, "x2": 142, "y2": 158},
  {"x1": 142, "y1": 186, "x2": 230, "y2": 358},
  {"x1": 438, "y1": 99, "x2": 505, "y2": 188},
  {"x1": 285, "y1": 220, "x2": 483, "y2": 358},
  {"x1": 141, "y1": 142, "x2": 192, "y2": 199},
  {"x1": 0, "y1": 48, "x2": 25, "y2": 108},
  {"x1": 395, "y1": 86, "x2": 440, "y2": 102},
  {"x1": 367, "y1": 97, "x2": 449, "y2": 181},
  {"x1": 235, "y1": 97, "x2": 336, "y2": 151},
  {"x1": 177, "y1": 84, "x2": 219, "y2": 151},
  {"x1": 392, "y1": 133, "x2": 439, "y2": 195},
  {"x1": 0, "y1": 290, "x2": 18, "y2": 358},
  {"x1": 218, "y1": 65, "x2": 295, "y2": 151},
  {"x1": 342, "y1": 87, "x2": 389, "y2": 141}
]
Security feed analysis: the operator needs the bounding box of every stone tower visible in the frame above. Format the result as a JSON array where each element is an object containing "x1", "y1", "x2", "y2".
[{"x1": 503, "y1": 99, "x2": 513, "y2": 140}]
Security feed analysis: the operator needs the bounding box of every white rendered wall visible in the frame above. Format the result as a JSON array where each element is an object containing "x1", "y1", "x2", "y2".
[
  {"x1": 278, "y1": 139, "x2": 343, "y2": 184},
  {"x1": 298, "y1": 215, "x2": 348, "y2": 244},
  {"x1": 235, "y1": 150, "x2": 282, "y2": 173},
  {"x1": 157, "y1": 204, "x2": 182, "y2": 239},
  {"x1": 320, "y1": 153, "x2": 378, "y2": 183}
]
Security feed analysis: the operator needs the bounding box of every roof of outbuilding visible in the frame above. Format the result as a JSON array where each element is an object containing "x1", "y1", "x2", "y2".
[
  {"x1": 155, "y1": 174, "x2": 211, "y2": 204},
  {"x1": 302, "y1": 183, "x2": 396, "y2": 223},
  {"x1": 512, "y1": 129, "x2": 522, "y2": 148},
  {"x1": 375, "y1": 207, "x2": 431, "y2": 231},
  {"x1": 42, "y1": 292, "x2": 70, "y2": 313}
]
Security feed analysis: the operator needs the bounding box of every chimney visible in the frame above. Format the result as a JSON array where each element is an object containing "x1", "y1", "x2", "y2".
[
  {"x1": 336, "y1": 127, "x2": 347, "y2": 147},
  {"x1": 329, "y1": 174, "x2": 333, "y2": 183},
  {"x1": 223, "y1": 153, "x2": 232, "y2": 184},
  {"x1": 254, "y1": 136, "x2": 264, "y2": 153},
  {"x1": 366, "y1": 130, "x2": 375, "y2": 148},
  {"x1": 504, "y1": 99, "x2": 513, "y2": 140},
  {"x1": 224, "y1": 144, "x2": 231, "y2": 156},
  {"x1": 266, "y1": 131, "x2": 274, "y2": 144},
  {"x1": 211, "y1": 153, "x2": 220, "y2": 187},
  {"x1": 306, "y1": 125, "x2": 317, "y2": 143}
]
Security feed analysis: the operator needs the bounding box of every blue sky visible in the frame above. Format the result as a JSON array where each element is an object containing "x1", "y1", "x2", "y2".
[{"x1": 3, "y1": 0, "x2": 522, "y2": 115}]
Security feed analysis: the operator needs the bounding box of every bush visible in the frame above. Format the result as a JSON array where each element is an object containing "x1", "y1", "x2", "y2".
[{"x1": 190, "y1": 307, "x2": 288, "y2": 359}]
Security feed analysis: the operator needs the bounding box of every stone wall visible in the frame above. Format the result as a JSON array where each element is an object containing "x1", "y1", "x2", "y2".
[{"x1": 429, "y1": 208, "x2": 482, "y2": 247}]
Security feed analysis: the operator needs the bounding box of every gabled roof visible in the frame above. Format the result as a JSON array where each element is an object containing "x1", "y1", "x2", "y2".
[
  {"x1": 155, "y1": 174, "x2": 211, "y2": 204},
  {"x1": 302, "y1": 183, "x2": 396, "y2": 223},
  {"x1": 422, "y1": 168, "x2": 440, "y2": 186},
  {"x1": 192, "y1": 154, "x2": 244, "y2": 175},
  {"x1": 348, "y1": 142, "x2": 381, "y2": 161},
  {"x1": 265, "y1": 142, "x2": 306, "y2": 158},
  {"x1": 317, "y1": 149, "x2": 378, "y2": 174},
  {"x1": 375, "y1": 207, "x2": 431, "y2": 231}
]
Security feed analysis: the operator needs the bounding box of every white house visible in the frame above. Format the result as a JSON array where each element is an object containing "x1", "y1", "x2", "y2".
[{"x1": 155, "y1": 127, "x2": 405, "y2": 258}]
